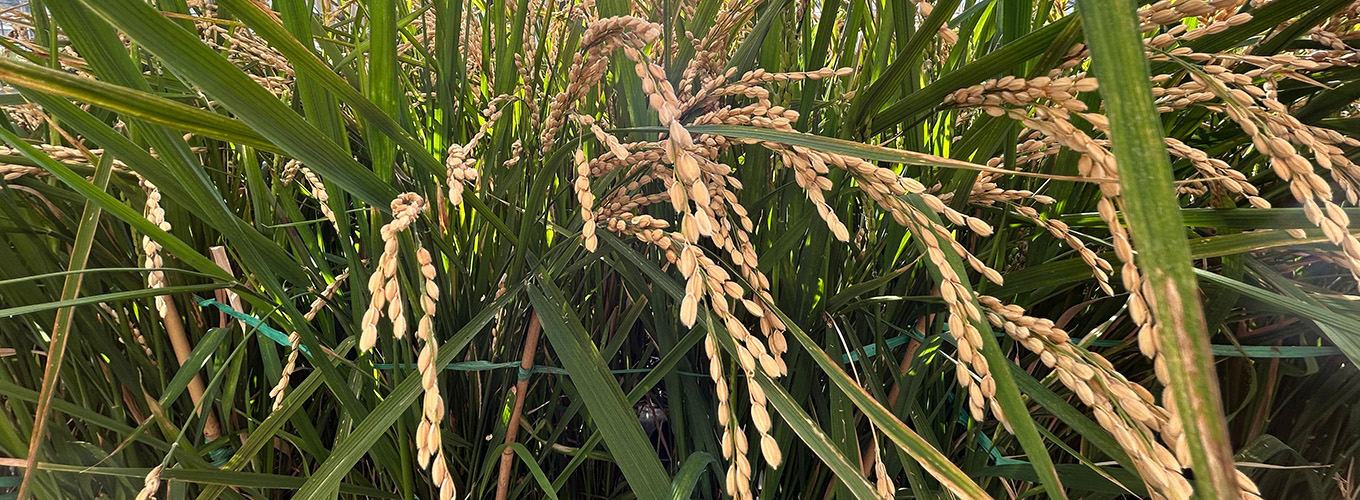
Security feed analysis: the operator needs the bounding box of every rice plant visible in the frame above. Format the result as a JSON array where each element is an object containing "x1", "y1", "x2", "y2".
[{"x1": 1, "y1": 0, "x2": 1359, "y2": 498}]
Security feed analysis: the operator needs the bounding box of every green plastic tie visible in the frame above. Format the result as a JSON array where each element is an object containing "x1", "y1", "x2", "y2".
[{"x1": 196, "y1": 297, "x2": 306, "y2": 356}]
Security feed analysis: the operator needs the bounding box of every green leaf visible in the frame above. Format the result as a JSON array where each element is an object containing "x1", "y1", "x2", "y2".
[
  {"x1": 1197, "y1": 266, "x2": 1360, "y2": 369},
  {"x1": 31, "y1": 462, "x2": 398, "y2": 498},
  {"x1": 159, "y1": 327, "x2": 232, "y2": 407},
  {"x1": 1077, "y1": 0, "x2": 1239, "y2": 495},
  {"x1": 846, "y1": 0, "x2": 962, "y2": 128},
  {"x1": 598, "y1": 232, "x2": 964, "y2": 499},
  {"x1": 528, "y1": 282, "x2": 673, "y2": 500},
  {"x1": 13, "y1": 152, "x2": 115, "y2": 498},
  {"x1": 0, "y1": 284, "x2": 229, "y2": 318},
  {"x1": 0, "y1": 126, "x2": 230, "y2": 281},
  {"x1": 870, "y1": 15, "x2": 1079, "y2": 135},
  {"x1": 293, "y1": 281, "x2": 523, "y2": 498},
  {"x1": 669, "y1": 452, "x2": 721, "y2": 500},
  {"x1": 897, "y1": 195, "x2": 1067, "y2": 498},
  {"x1": 366, "y1": 0, "x2": 400, "y2": 181},
  {"x1": 72, "y1": 0, "x2": 399, "y2": 209},
  {"x1": 490, "y1": 442, "x2": 561, "y2": 500},
  {"x1": 0, "y1": 58, "x2": 274, "y2": 150},
  {"x1": 971, "y1": 464, "x2": 1147, "y2": 496},
  {"x1": 1060, "y1": 208, "x2": 1360, "y2": 229}
]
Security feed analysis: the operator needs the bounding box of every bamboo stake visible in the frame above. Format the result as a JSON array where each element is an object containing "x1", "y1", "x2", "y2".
[
  {"x1": 495, "y1": 312, "x2": 542, "y2": 500},
  {"x1": 160, "y1": 298, "x2": 222, "y2": 441},
  {"x1": 209, "y1": 247, "x2": 247, "y2": 331}
]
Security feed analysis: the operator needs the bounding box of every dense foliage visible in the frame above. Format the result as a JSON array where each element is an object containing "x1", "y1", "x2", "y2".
[{"x1": 1, "y1": 0, "x2": 1359, "y2": 499}]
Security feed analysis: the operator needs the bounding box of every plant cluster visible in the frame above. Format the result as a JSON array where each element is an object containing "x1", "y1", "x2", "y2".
[{"x1": 1, "y1": 0, "x2": 1359, "y2": 499}]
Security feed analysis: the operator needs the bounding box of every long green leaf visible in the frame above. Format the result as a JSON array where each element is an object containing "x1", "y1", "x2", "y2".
[
  {"x1": 0, "y1": 127, "x2": 231, "y2": 281},
  {"x1": 0, "y1": 284, "x2": 228, "y2": 318},
  {"x1": 0, "y1": 58, "x2": 273, "y2": 150},
  {"x1": 15, "y1": 152, "x2": 113, "y2": 499},
  {"x1": 846, "y1": 0, "x2": 962, "y2": 128},
  {"x1": 870, "y1": 15, "x2": 1078, "y2": 135},
  {"x1": 685, "y1": 124, "x2": 1104, "y2": 183},
  {"x1": 72, "y1": 0, "x2": 399, "y2": 209},
  {"x1": 367, "y1": 0, "x2": 400, "y2": 181},
  {"x1": 899, "y1": 195, "x2": 1068, "y2": 498},
  {"x1": 41, "y1": 0, "x2": 312, "y2": 286},
  {"x1": 1060, "y1": 207, "x2": 1360, "y2": 229},
  {"x1": 669, "y1": 452, "x2": 721, "y2": 500},
  {"x1": 293, "y1": 281, "x2": 523, "y2": 498},
  {"x1": 993, "y1": 229, "x2": 1335, "y2": 297},
  {"x1": 599, "y1": 233, "x2": 883, "y2": 500},
  {"x1": 1077, "y1": 0, "x2": 1239, "y2": 496},
  {"x1": 1197, "y1": 267, "x2": 1360, "y2": 368},
  {"x1": 528, "y1": 282, "x2": 672, "y2": 500},
  {"x1": 31, "y1": 462, "x2": 397, "y2": 497}
]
